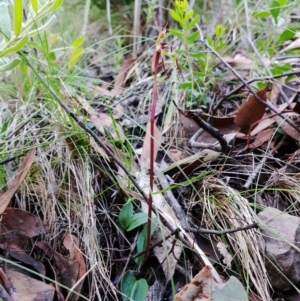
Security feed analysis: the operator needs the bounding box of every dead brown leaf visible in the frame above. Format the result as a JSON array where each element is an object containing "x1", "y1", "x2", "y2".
[
  {"x1": 234, "y1": 84, "x2": 270, "y2": 134},
  {"x1": 1, "y1": 208, "x2": 46, "y2": 237},
  {"x1": 249, "y1": 128, "x2": 274, "y2": 149},
  {"x1": 63, "y1": 234, "x2": 86, "y2": 300},
  {"x1": 0, "y1": 149, "x2": 36, "y2": 215},
  {"x1": 7, "y1": 266, "x2": 55, "y2": 301},
  {"x1": 140, "y1": 122, "x2": 162, "y2": 169}
]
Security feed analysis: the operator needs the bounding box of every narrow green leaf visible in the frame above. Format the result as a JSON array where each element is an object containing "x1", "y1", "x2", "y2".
[
  {"x1": 269, "y1": 0, "x2": 280, "y2": 23},
  {"x1": 68, "y1": 47, "x2": 83, "y2": 68},
  {"x1": 252, "y1": 10, "x2": 271, "y2": 18},
  {"x1": 50, "y1": 0, "x2": 64, "y2": 12},
  {"x1": 0, "y1": 58, "x2": 21, "y2": 72},
  {"x1": 187, "y1": 30, "x2": 199, "y2": 43},
  {"x1": 134, "y1": 219, "x2": 157, "y2": 264},
  {"x1": 131, "y1": 279, "x2": 148, "y2": 301},
  {"x1": 215, "y1": 24, "x2": 225, "y2": 39},
  {"x1": 126, "y1": 213, "x2": 148, "y2": 231},
  {"x1": 71, "y1": 36, "x2": 84, "y2": 48},
  {"x1": 121, "y1": 271, "x2": 136, "y2": 301},
  {"x1": 184, "y1": 9, "x2": 194, "y2": 20},
  {"x1": 0, "y1": 2, "x2": 12, "y2": 40},
  {"x1": 190, "y1": 52, "x2": 205, "y2": 59},
  {"x1": 168, "y1": 29, "x2": 183, "y2": 40},
  {"x1": 30, "y1": 0, "x2": 38, "y2": 13},
  {"x1": 186, "y1": 15, "x2": 199, "y2": 30},
  {"x1": 28, "y1": 15, "x2": 56, "y2": 37},
  {"x1": 0, "y1": 36, "x2": 28, "y2": 57},
  {"x1": 179, "y1": 81, "x2": 193, "y2": 89},
  {"x1": 119, "y1": 202, "x2": 133, "y2": 230},
  {"x1": 14, "y1": 0, "x2": 23, "y2": 35},
  {"x1": 169, "y1": 9, "x2": 182, "y2": 23}
]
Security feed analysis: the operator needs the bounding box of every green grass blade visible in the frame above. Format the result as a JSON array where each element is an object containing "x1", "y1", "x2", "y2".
[{"x1": 13, "y1": 0, "x2": 23, "y2": 35}]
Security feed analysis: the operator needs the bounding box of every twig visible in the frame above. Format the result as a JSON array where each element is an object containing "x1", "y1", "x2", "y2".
[{"x1": 186, "y1": 223, "x2": 258, "y2": 235}]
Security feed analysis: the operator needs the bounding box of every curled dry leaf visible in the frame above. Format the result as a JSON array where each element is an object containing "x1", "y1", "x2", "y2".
[
  {"x1": 36, "y1": 241, "x2": 80, "y2": 298},
  {"x1": 175, "y1": 265, "x2": 247, "y2": 301},
  {"x1": 63, "y1": 233, "x2": 86, "y2": 300},
  {"x1": 234, "y1": 84, "x2": 270, "y2": 134},
  {"x1": 140, "y1": 122, "x2": 162, "y2": 169},
  {"x1": 0, "y1": 149, "x2": 36, "y2": 215}
]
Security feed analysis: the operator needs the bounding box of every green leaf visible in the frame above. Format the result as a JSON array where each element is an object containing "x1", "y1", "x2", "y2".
[
  {"x1": 0, "y1": 3, "x2": 12, "y2": 40},
  {"x1": 277, "y1": 0, "x2": 287, "y2": 6},
  {"x1": 134, "y1": 219, "x2": 157, "y2": 264},
  {"x1": 252, "y1": 10, "x2": 271, "y2": 18},
  {"x1": 187, "y1": 30, "x2": 199, "y2": 43},
  {"x1": 50, "y1": 0, "x2": 64, "y2": 12},
  {"x1": 190, "y1": 52, "x2": 205, "y2": 58},
  {"x1": 30, "y1": 0, "x2": 38, "y2": 13},
  {"x1": 269, "y1": 0, "x2": 280, "y2": 23},
  {"x1": 169, "y1": 9, "x2": 182, "y2": 23},
  {"x1": 215, "y1": 24, "x2": 225, "y2": 39},
  {"x1": 126, "y1": 213, "x2": 148, "y2": 231},
  {"x1": 14, "y1": 0, "x2": 23, "y2": 35},
  {"x1": 168, "y1": 29, "x2": 183, "y2": 40},
  {"x1": 0, "y1": 58, "x2": 21, "y2": 72},
  {"x1": 119, "y1": 202, "x2": 133, "y2": 230},
  {"x1": 0, "y1": 36, "x2": 28, "y2": 57},
  {"x1": 68, "y1": 47, "x2": 83, "y2": 68},
  {"x1": 186, "y1": 15, "x2": 199, "y2": 30},
  {"x1": 271, "y1": 63, "x2": 291, "y2": 75},
  {"x1": 179, "y1": 81, "x2": 193, "y2": 89},
  {"x1": 131, "y1": 279, "x2": 148, "y2": 301},
  {"x1": 28, "y1": 15, "x2": 57, "y2": 37},
  {"x1": 71, "y1": 36, "x2": 84, "y2": 48},
  {"x1": 184, "y1": 9, "x2": 194, "y2": 20},
  {"x1": 277, "y1": 27, "x2": 296, "y2": 44},
  {"x1": 121, "y1": 271, "x2": 136, "y2": 301},
  {"x1": 206, "y1": 34, "x2": 213, "y2": 46}
]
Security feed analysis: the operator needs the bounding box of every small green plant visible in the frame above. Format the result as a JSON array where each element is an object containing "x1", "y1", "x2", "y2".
[
  {"x1": 120, "y1": 270, "x2": 148, "y2": 301},
  {"x1": 119, "y1": 201, "x2": 156, "y2": 264},
  {"x1": 169, "y1": 0, "x2": 228, "y2": 107},
  {"x1": 0, "y1": 0, "x2": 64, "y2": 72}
]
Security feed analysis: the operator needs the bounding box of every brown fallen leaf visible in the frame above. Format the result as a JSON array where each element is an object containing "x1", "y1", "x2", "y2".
[
  {"x1": 0, "y1": 149, "x2": 36, "y2": 215},
  {"x1": 234, "y1": 84, "x2": 270, "y2": 134},
  {"x1": 0, "y1": 242, "x2": 45, "y2": 275},
  {"x1": 140, "y1": 122, "x2": 162, "y2": 169},
  {"x1": 1, "y1": 208, "x2": 46, "y2": 237},
  {"x1": 36, "y1": 241, "x2": 80, "y2": 300},
  {"x1": 249, "y1": 128, "x2": 274, "y2": 149},
  {"x1": 63, "y1": 234, "x2": 86, "y2": 301},
  {"x1": 7, "y1": 265, "x2": 55, "y2": 301}
]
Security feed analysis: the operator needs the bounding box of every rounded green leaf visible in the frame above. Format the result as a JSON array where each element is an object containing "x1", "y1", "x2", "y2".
[
  {"x1": 14, "y1": 0, "x2": 23, "y2": 35},
  {"x1": 71, "y1": 36, "x2": 84, "y2": 48},
  {"x1": 121, "y1": 271, "x2": 136, "y2": 301},
  {"x1": 126, "y1": 213, "x2": 148, "y2": 231},
  {"x1": 119, "y1": 202, "x2": 133, "y2": 230},
  {"x1": 131, "y1": 279, "x2": 148, "y2": 301},
  {"x1": 0, "y1": 2, "x2": 12, "y2": 40}
]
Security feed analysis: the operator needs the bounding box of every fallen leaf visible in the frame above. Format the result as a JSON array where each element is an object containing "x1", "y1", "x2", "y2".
[
  {"x1": 174, "y1": 265, "x2": 247, "y2": 301},
  {"x1": 63, "y1": 234, "x2": 86, "y2": 300},
  {"x1": 0, "y1": 242, "x2": 45, "y2": 275},
  {"x1": 0, "y1": 149, "x2": 36, "y2": 215},
  {"x1": 111, "y1": 58, "x2": 136, "y2": 96},
  {"x1": 249, "y1": 128, "x2": 274, "y2": 149},
  {"x1": 234, "y1": 84, "x2": 270, "y2": 134},
  {"x1": 151, "y1": 228, "x2": 182, "y2": 281},
  {"x1": 36, "y1": 241, "x2": 80, "y2": 299},
  {"x1": 222, "y1": 53, "x2": 254, "y2": 70},
  {"x1": 140, "y1": 122, "x2": 162, "y2": 169},
  {"x1": 7, "y1": 265, "x2": 55, "y2": 301},
  {"x1": 168, "y1": 149, "x2": 183, "y2": 162},
  {"x1": 274, "y1": 111, "x2": 300, "y2": 141},
  {"x1": 1, "y1": 208, "x2": 46, "y2": 237},
  {"x1": 283, "y1": 37, "x2": 300, "y2": 52}
]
